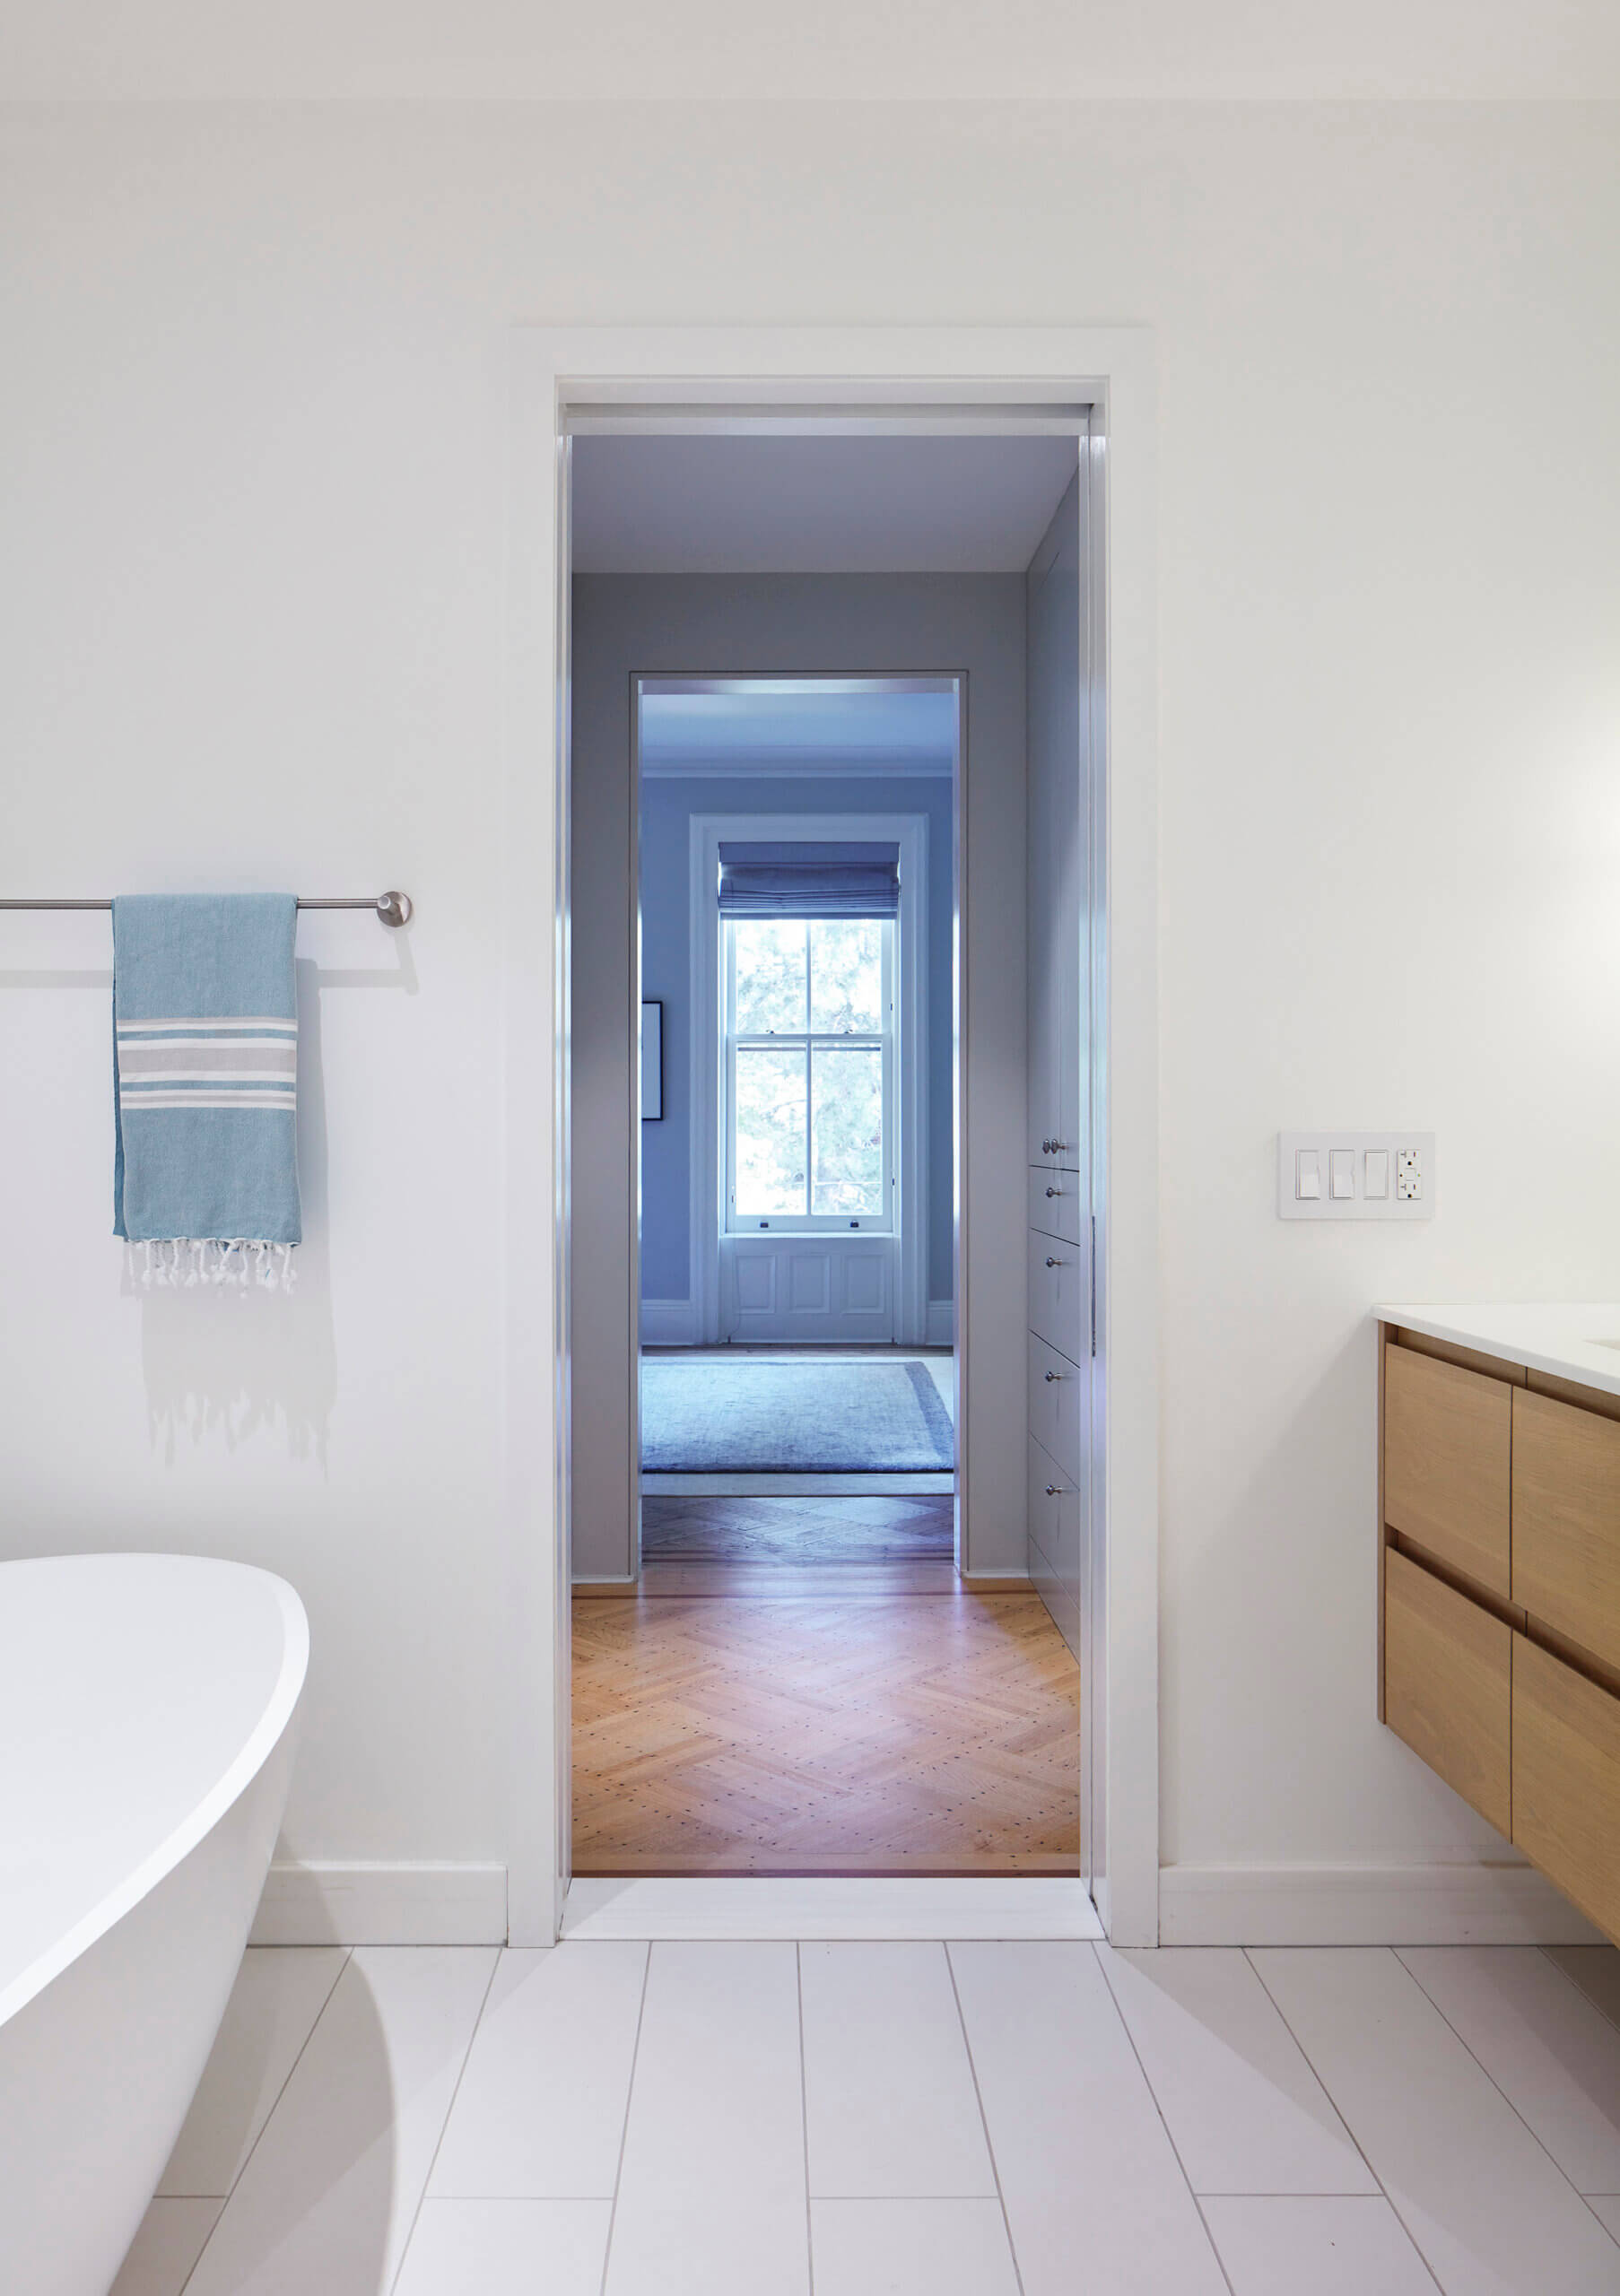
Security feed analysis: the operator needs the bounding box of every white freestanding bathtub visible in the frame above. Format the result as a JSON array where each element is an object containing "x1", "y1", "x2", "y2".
[{"x1": 0, "y1": 1553, "x2": 309, "y2": 2296}]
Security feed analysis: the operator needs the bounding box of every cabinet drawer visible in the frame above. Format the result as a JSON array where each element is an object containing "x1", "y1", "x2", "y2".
[
  {"x1": 1028, "y1": 1166, "x2": 1082, "y2": 1246},
  {"x1": 1029, "y1": 1534, "x2": 1080, "y2": 1663},
  {"x1": 1028, "y1": 1434, "x2": 1082, "y2": 1592},
  {"x1": 1512, "y1": 1387, "x2": 1620, "y2": 1675},
  {"x1": 1384, "y1": 1549, "x2": 1511, "y2": 1836},
  {"x1": 1028, "y1": 1230, "x2": 1085, "y2": 1364},
  {"x1": 1512, "y1": 1634, "x2": 1620, "y2": 1943},
  {"x1": 1028, "y1": 1332, "x2": 1082, "y2": 1480},
  {"x1": 1384, "y1": 1344, "x2": 1511, "y2": 1597}
]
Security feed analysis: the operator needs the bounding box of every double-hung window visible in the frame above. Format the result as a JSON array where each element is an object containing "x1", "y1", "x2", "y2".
[{"x1": 721, "y1": 845, "x2": 898, "y2": 1233}]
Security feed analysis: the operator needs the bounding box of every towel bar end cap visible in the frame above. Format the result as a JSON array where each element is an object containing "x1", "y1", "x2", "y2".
[{"x1": 378, "y1": 891, "x2": 413, "y2": 927}]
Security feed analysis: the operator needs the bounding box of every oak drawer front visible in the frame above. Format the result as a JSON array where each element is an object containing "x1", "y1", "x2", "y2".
[
  {"x1": 1028, "y1": 1166, "x2": 1082, "y2": 1247},
  {"x1": 1512, "y1": 1634, "x2": 1620, "y2": 1943},
  {"x1": 1028, "y1": 1231, "x2": 1085, "y2": 1365},
  {"x1": 1384, "y1": 1550, "x2": 1511, "y2": 1836},
  {"x1": 1028, "y1": 1434, "x2": 1082, "y2": 1591},
  {"x1": 1028, "y1": 1333, "x2": 1082, "y2": 1480},
  {"x1": 1384, "y1": 1344, "x2": 1511, "y2": 1597},
  {"x1": 1512, "y1": 1387, "x2": 1620, "y2": 1674}
]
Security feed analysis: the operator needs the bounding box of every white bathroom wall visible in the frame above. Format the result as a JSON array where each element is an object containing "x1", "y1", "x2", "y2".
[{"x1": 1, "y1": 100, "x2": 1617, "y2": 1935}]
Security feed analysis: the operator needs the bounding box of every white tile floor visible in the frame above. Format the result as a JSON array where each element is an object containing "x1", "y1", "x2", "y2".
[{"x1": 114, "y1": 1938, "x2": 1620, "y2": 2296}]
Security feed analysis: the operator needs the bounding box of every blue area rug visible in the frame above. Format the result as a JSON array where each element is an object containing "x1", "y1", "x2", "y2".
[{"x1": 640, "y1": 1356, "x2": 955, "y2": 1474}]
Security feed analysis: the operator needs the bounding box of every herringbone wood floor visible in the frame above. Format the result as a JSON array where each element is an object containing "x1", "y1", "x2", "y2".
[{"x1": 573, "y1": 1496, "x2": 1081, "y2": 1875}]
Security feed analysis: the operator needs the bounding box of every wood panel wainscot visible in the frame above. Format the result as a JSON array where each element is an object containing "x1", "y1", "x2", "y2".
[{"x1": 1378, "y1": 1318, "x2": 1620, "y2": 1945}]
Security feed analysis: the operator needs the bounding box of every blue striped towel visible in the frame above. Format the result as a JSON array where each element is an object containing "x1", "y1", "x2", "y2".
[{"x1": 112, "y1": 894, "x2": 301, "y2": 1286}]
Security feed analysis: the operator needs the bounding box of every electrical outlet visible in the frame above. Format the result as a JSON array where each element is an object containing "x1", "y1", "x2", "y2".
[{"x1": 1277, "y1": 1133, "x2": 1434, "y2": 1221}]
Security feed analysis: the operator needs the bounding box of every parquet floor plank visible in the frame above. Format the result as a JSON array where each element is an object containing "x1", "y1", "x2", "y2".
[{"x1": 574, "y1": 1492, "x2": 1081, "y2": 1874}]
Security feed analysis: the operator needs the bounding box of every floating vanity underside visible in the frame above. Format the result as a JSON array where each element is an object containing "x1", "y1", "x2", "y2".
[{"x1": 1378, "y1": 1305, "x2": 1620, "y2": 1946}]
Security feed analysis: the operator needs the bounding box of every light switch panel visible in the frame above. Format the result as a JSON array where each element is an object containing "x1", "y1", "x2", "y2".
[{"x1": 1277, "y1": 1132, "x2": 1435, "y2": 1221}]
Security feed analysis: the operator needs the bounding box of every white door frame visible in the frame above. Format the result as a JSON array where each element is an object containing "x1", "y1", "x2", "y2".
[
  {"x1": 504, "y1": 326, "x2": 1159, "y2": 1948},
  {"x1": 691, "y1": 807, "x2": 929, "y2": 1349}
]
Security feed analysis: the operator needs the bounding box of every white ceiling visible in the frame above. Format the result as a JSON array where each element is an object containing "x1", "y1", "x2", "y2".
[
  {"x1": 4, "y1": 0, "x2": 1617, "y2": 98},
  {"x1": 571, "y1": 436, "x2": 1079, "y2": 576}
]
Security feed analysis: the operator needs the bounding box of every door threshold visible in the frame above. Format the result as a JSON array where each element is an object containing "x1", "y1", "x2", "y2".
[{"x1": 562, "y1": 1875, "x2": 1102, "y2": 1942}]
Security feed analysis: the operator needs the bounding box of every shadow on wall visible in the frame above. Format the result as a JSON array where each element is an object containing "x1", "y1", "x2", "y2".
[
  {"x1": 1170, "y1": 1309, "x2": 1512, "y2": 1870},
  {"x1": 132, "y1": 940, "x2": 417, "y2": 1468}
]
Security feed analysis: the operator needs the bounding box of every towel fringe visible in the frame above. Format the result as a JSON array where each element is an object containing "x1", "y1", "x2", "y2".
[{"x1": 134, "y1": 1237, "x2": 297, "y2": 1291}]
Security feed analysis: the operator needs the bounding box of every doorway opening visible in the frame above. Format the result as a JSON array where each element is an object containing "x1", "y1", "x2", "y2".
[
  {"x1": 637, "y1": 680, "x2": 954, "y2": 1556},
  {"x1": 562, "y1": 418, "x2": 1101, "y2": 1883}
]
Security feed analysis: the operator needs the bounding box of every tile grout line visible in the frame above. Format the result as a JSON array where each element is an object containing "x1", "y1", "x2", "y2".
[
  {"x1": 1393, "y1": 1946, "x2": 1620, "y2": 2249},
  {"x1": 172, "y1": 1945, "x2": 354, "y2": 2296},
  {"x1": 943, "y1": 1940, "x2": 1028, "y2": 2296},
  {"x1": 1089, "y1": 1943, "x2": 1237, "y2": 2296},
  {"x1": 597, "y1": 1940, "x2": 654, "y2": 2296},
  {"x1": 797, "y1": 1943, "x2": 816, "y2": 2295},
  {"x1": 385, "y1": 1945, "x2": 504, "y2": 2295},
  {"x1": 1241, "y1": 1949, "x2": 1446, "y2": 2295},
  {"x1": 158, "y1": 1945, "x2": 354, "y2": 2204},
  {"x1": 1536, "y1": 1942, "x2": 1620, "y2": 2039}
]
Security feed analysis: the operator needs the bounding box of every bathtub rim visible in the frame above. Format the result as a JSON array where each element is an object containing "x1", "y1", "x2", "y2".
[{"x1": 0, "y1": 1552, "x2": 309, "y2": 2031}]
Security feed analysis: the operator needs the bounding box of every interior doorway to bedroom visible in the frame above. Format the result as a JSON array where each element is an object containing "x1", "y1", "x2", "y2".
[
  {"x1": 638, "y1": 676, "x2": 956, "y2": 1529},
  {"x1": 565, "y1": 425, "x2": 1092, "y2": 1877}
]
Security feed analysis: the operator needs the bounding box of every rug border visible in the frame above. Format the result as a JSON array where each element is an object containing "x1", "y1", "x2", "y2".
[{"x1": 640, "y1": 1354, "x2": 956, "y2": 1475}]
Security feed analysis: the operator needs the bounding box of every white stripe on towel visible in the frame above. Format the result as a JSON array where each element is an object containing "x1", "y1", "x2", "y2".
[
  {"x1": 116, "y1": 1016, "x2": 298, "y2": 1034},
  {"x1": 121, "y1": 1093, "x2": 297, "y2": 1110}
]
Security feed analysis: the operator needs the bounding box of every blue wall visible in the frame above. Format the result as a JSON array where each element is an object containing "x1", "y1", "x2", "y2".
[{"x1": 638, "y1": 771, "x2": 955, "y2": 1305}]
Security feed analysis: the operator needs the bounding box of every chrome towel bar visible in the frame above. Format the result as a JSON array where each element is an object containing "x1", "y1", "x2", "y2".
[{"x1": 0, "y1": 891, "x2": 413, "y2": 926}]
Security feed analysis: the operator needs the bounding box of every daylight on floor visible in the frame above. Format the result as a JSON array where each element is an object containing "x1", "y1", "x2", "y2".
[{"x1": 4, "y1": 12, "x2": 1620, "y2": 2295}]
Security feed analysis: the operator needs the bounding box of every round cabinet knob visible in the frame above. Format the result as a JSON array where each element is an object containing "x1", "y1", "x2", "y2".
[
  {"x1": 1046, "y1": 1187, "x2": 1060, "y2": 1198},
  {"x1": 1045, "y1": 1484, "x2": 1064, "y2": 1497},
  {"x1": 1044, "y1": 1370, "x2": 1059, "y2": 1382},
  {"x1": 1045, "y1": 1257, "x2": 1063, "y2": 1268},
  {"x1": 1041, "y1": 1138, "x2": 1052, "y2": 1154}
]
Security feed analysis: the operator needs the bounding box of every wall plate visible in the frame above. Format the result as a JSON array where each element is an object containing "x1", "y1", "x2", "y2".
[{"x1": 1276, "y1": 1131, "x2": 1435, "y2": 1221}]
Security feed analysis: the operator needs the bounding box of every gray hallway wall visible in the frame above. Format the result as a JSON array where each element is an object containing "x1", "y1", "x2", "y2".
[{"x1": 570, "y1": 572, "x2": 1029, "y2": 1579}]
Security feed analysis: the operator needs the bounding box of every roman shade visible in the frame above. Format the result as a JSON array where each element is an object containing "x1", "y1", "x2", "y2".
[{"x1": 717, "y1": 840, "x2": 901, "y2": 919}]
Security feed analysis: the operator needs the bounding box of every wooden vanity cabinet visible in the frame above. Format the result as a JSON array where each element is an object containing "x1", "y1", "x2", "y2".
[
  {"x1": 1512, "y1": 1634, "x2": 1620, "y2": 1943},
  {"x1": 1379, "y1": 1322, "x2": 1620, "y2": 1945},
  {"x1": 1383, "y1": 1344, "x2": 1511, "y2": 1596},
  {"x1": 1383, "y1": 1547, "x2": 1511, "y2": 1836},
  {"x1": 1512, "y1": 1387, "x2": 1620, "y2": 1676}
]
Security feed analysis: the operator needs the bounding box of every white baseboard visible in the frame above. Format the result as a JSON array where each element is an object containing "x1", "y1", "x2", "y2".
[
  {"x1": 250, "y1": 1861, "x2": 509, "y2": 1946},
  {"x1": 640, "y1": 1299, "x2": 699, "y2": 1345},
  {"x1": 926, "y1": 1300, "x2": 954, "y2": 1345},
  {"x1": 1159, "y1": 1858, "x2": 1607, "y2": 1947}
]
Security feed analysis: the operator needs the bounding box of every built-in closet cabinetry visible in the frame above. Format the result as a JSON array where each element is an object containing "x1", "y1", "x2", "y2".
[{"x1": 1024, "y1": 469, "x2": 1088, "y2": 1666}]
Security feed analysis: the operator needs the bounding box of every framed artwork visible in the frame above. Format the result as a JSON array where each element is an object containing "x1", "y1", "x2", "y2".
[{"x1": 640, "y1": 999, "x2": 663, "y2": 1120}]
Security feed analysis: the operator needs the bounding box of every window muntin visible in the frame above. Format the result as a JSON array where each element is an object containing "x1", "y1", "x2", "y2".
[{"x1": 725, "y1": 916, "x2": 895, "y2": 1232}]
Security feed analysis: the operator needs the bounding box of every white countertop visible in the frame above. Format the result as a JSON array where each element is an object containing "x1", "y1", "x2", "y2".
[{"x1": 1378, "y1": 1303, "x2": 1620, "y2": 1399}]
